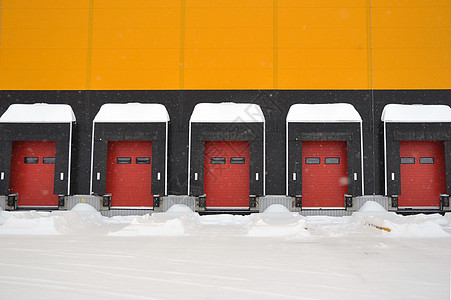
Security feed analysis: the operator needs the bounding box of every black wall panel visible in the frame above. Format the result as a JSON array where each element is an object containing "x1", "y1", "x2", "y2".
[{"x1": 0, "y1": 89, "x2": 450, "y2": 196}]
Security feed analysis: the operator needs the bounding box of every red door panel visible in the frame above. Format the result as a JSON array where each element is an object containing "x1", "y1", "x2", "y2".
[
  {"x1": 106, "y1": 141, "x2": 152, "y2": 207},
  {"x1": 204, "y1": 141, "x2": 250, "y2": 208},
  {"x1": 9, "y1": 141, "x2": 58, "y2": 206},
  {"x1": 302, "y1": 141, "x2": 348, "y2": 207},
  {"x1": 399, "y1": 141, "x2": 446, "y2": 207}
]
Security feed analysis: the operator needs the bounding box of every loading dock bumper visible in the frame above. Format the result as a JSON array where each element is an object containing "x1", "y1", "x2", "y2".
[
  {"x1": 100, "y1": 194, "x2": 111, "y2": 211},
  {"x1": 6, "y1": 193, "x2": 18, "y2": 210},
  {"x1": 441, "y1": 194, "x2": 450, "y2": 211}
]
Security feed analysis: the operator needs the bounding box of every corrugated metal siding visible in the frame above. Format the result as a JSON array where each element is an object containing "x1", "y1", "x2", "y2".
[
  {"x1": 163, "y1": 195, "x2": 196, "y2": 212},
  {"x1": 354, "y1": 195, "x2": 389, "y2": 211},
  {"x1": 66, "y1": 195, "x2": 101, "y2": 210},
  {"x1": 259, "y1": 195, "x2": 292, "y2": 212}
]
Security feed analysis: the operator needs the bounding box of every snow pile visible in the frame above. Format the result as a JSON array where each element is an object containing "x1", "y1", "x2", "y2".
[
  {"x1": 351, "y1": 202, "x2": 451, "y2": 238},
  {"x1": 52, "y1": 204, "x2": 105, "y2": 235},
  {"x1": 0, "y1": 103, "x2": 76, "y2": 123},
  {"x1": 0, "y1": 211, "x2": 61, "y2": 235},
  {"x1": 108, "y1": 206, "x2": 198, "y2": 237},
  {"x1": 0, "y1": 203, "x2": 449, "y2": 238},
  {"x1": 381, "y1": 104, "x2": 451, "y2": 123},
  {"x1": 358, "y1": 201, "x2": 388, "y2": 213},
  {"x1": 247, "y1": 205, "x2": 310, "y2": 238},
  {"x1": 287, "y1": 103, "x2": 362, "y2": 123},
  {"x1": 190, "y1": 102, "x2": 265, "y2": 123},
  {"x1": 93, "y1": 103, "x2": 169, "y2": 123},
  {"x1": 0, "y1": 204, "x2": 105, "y2": 235}
]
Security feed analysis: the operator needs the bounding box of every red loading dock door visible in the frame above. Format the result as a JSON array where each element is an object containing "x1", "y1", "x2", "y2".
[
  {"x1": 302, "y1": 141, "x2": 348, "y2": 207},
  {"x1": 9, "y1": 141, "x2": 58, "y2": 206},
  {"x1": 204, "y1": 141, "x2": 250, "y2": 208},
  {"x1": 399, "y1": 141, "x2": 446, "y2": 207},
  {"x1": 106, "y1": 141, "x2": 153, "y2": 207}
]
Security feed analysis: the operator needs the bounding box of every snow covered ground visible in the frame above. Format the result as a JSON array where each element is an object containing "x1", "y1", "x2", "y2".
[{"x1": 0, "y1": 203, "x2": 450, "y2": 299}]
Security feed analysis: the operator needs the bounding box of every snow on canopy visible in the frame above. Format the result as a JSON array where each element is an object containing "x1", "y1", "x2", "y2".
[
  {"x1": 381, "y1": 104, "x2": 451, "y2": 123},
  {"x1": 190, "y1": 102, "x2": 265, "y2": 123},
  {"x1": 287, "y1": 103, "x2": 362, "y2": 123},
  {"x1": 0, "y1": 103, "x2": 76, "y2": 123},
  {"x1": 93, "y1": 103, "x2": 169, "y2": 123}
]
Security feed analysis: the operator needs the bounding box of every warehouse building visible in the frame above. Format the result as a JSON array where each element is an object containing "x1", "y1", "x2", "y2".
[{"x1": 0, "y1": 1, "x2": 450, "y2": 213}]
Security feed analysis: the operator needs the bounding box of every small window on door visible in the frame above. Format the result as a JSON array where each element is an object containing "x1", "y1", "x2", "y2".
[
  {"x1": 43, "y1": 157, "x2": 56, "y2": 164},
  {"x1": 305, "y1": 157, "x2": 320, "y2": 164},
  {"x1": 24, "y1": 157, "x2": 39, "y2": 164},
  {"x1": 211, "y1": 157, "x2": 226, "y2": 164},
  {"x1": 401, "y1": 157, "x2": 415, "y2": 164},
  {"x1": 136, "y1": 157, "x2": 151, "y2": 164},
  {"x1": 230, "y1": 157, "x2": 245, "y2": 164},
  {"x1": 325, "y1": 157, "x2": 340, "y2": 164},
  {"x1": 419, "y1": 157, "x2": 434, "y2": 164},
  {"x1": 117, "y1": 157, "x2": 132, "y2": 164}
]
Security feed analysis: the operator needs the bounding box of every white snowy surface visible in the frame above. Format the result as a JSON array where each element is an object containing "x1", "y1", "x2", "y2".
[
  {"x1": 190, "y1": 102, "x2": 265, "y2": 123},
  {"x1": 93, "y1": 103, "x2": 169, "y2": 123},
  {"x1": 0, "y1": 103, "x2": 76, "y2": 123},
  {"x1": 381, "y1": 104, "x2": 451, "y2": 123},
  {"x1": 0, "y1": 206, "x2": 450, "y2": 299},
  {"x1": 286, "y1": 103, "x2": 362, "y2": 123}
]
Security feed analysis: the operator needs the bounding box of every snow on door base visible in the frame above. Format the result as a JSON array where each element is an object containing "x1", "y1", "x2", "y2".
[
  {"x1": 9, "y1": 141, "x2": 58, "y2": 207},
  {"x1": 204, "y1": 141, "x2": 250, "y2": 209},
  {"x1": 399, "y1": 141, "x2": 446, "y2": 208},
  {"x1": 302, "y1": 141, "x2": 348, "y2": 208},
  {"x1": 106, "y1": 141, "x2": 153, "y2": 207}
]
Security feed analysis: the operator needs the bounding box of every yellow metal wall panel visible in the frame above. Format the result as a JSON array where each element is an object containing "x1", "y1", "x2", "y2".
[
  {"x1": 2, "y1": 29, "x2": 88, "y2": 49},
  {"x1": 90, "y1": 69, "x2": 180, "y2": 90},
  {"x1": 90, "y1": 1, "x2": 181, "y2": 89},
  {"x1": 373, "y1": 0, "x2": 451, "y2": 7},
  {"x1": 0, "y1": 1, "x2": 90, "y2": 90},
  {"x1": 278, "y1": 68, "x2": 368, "y2": 89},
  {"x1": 0, "y1": 70, "x2": 87, "y2": 90},
  {"x1": 278, "y1": 7, "x2": 366, "y2": 28},
  {"x1": 374, "y1": 48, "x2": 451, "y2": 70},
  {"x1": 277, "y1": 0, "x2": 369, "y2": 89},
  {"x1": 372, "y1": 28, "x2": 451, "y2": 48},
  {"x1": 184, "y1": 28, "x2": 271, "y2": 49},
  {"x1": 185, "y1": 0, "x2": 273, "y2": 8},
  {"x1": 278, "y1": 49, "x2": 367, "y2": 70},
  {"x1": 2, "y1": 0, "x2": 90, "y2": 9},
  {"x1": 92, "y1": 28, "x2": 180, "y2": 49},
  {"x1": 186, "y1": 7, "x2": 273, "y2": 28},
  {"x1": 1, "y1": 49, "x2": 87, "y2": 70},
  {"x1": 1, "y1": 0, "x2": 449, "y2": 90},
  {"x1": 278, "y1": 27, "x2": 367, "y2": 49},
  {"x1": 92, "y1": 9, "x2": 180, "y2": 29},
  {"x1": 372, "y1": 0, "x2": 451, "y2": 89},
  {"x1": 372, "y1": 7, "x2": 450, "y2": 28},
  {"x1": 280, "y1": 0, "x2": 365, "y2": 8},
  {"x1": 94, "y1": 0, "x2": 180, "y2": 9},
  {"x1": 183, "y1": 2, "x2": 274, "y2": 89},
  {"x1": 373, "y1": 69, "x2": 451, "y2": 90},
  {"x1": 184, "y1": 68, "x2": 274, "y2": 90},
  {"x1": 91, "y1": 49, "x2": 180, "y2": 69},
  {"x1": 2, "y1": 9, "x2": 89, "y2": 29}
]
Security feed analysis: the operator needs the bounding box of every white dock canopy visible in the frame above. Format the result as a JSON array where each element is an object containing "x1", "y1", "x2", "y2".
[
  {"x1": 0, "y1": 103, "x2": 76, "y2": 123},
  {"x1": 287, "y1": 103, "x2": 362, "y2": 123},
  {"x1": 93, "y1": 103, "x2": 169, "y2": 123},
  {"x1": 381, "y1": 104, "x2": 451, "y2": 123},
  {"x1": 190, "y1": 102, "x2": 265, "y2": 123}
]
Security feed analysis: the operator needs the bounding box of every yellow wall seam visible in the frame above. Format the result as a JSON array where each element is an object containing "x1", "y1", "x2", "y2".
[
  {"x1": 273, "y1": 0, "x2": 278, "y2": 89},
  {"x1": 179, "y1": 0, "x2": 185, "y2": 89},
  {"x1": 366, "y1": 0, "x2": 373, "y2": 90},
  {"x1": 86, "y1": 0, "x2": 94, "y2": 90}
]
